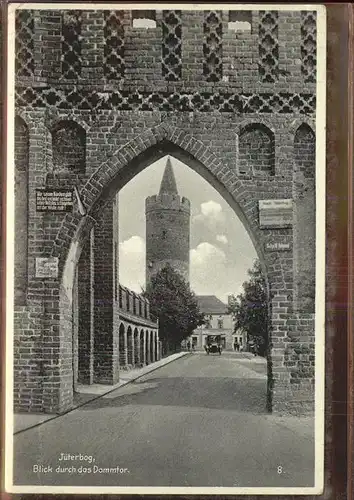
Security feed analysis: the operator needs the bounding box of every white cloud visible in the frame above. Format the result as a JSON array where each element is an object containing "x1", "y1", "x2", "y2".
[
  {"x1": 190, "y1": 243, "x2": 227, "y2": 298},
  {"x1": 119, "y1": 236, "x2": 146, "y2": 292},
  {"x1": 190, "y1": 242, "x2": 254, "y2": 302},
  {"x1": 200, "y1": 200, "x2": 223, "y2": 218},
  {"x1": 190, "y1": 242, "x2": 226, "y2": 266},
  {"x1": 216, "y1": 234, "x2": 228, "y2": 245},
  {"x1": 192, "y1": 200, "x2": 226, "y2": 238}
]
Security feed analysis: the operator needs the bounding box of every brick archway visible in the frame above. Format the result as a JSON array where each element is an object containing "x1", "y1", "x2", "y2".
[
  {"x1": 34, "y1": 123, "x2": 314, "y2": 414},
  {"x1": 52, "y1": 124, "x2": 266, "y2": 270},
  {"x1": 11, "y1": 7, "x2": 320, "y2": 420}
]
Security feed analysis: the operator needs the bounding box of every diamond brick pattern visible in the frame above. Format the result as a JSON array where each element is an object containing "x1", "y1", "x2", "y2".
[
  {"x1": 162, "y1": 11, "x2": 182, "y2": 81},
  {"x1": 15, "y1": 10, "x2": 35, "y2": 77},
  {"x1": 301, "y1": 11, "x2": 317, "y2": 84},
  {"x1": 62, "y1": 10, "x2": 82, "y2": 79},
  {"x1": 15, "y1": 87, "x2": 315, "y2": 115},
  {"x1": 103, "y1": 10, "x2": 125, "y2": 80},
  {"x1": 259, "y1": 11, "x2": 279, "y2": 83},
  {"x1": 203, "y1": 11, "x2": 223, "y2": 82}
]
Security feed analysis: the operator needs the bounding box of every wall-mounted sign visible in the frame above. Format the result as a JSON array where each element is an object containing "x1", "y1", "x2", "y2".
[
  {"x1": 35, "y1": 257, "x2": 59, "y2": 278},
  {"x1": 259, "y1": 199, "x2": 293, "y2": 228},
  {"x1": 36, "y1": 189, "x2": 73, "y2": 212},
  {"x1": 265, "y1": 242, "x2": 292, "y2": 252}
]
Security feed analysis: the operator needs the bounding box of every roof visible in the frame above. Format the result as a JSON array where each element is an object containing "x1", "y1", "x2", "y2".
[
  {"x1": 195, "y1": 295, "x2": 228, "y2": 314},
  {"x1": 159, "y1": 157, "x2": 178, "y2": 195}
]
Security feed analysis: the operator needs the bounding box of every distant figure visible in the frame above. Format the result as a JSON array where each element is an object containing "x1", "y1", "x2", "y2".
[
  {"x1": 192, "y1": 343, "x2": 196, "y2": 352},
  {"x1": 187, "y1": 341, "x2": 191, "y2": 352},
  {"x1": 233, "y1": 341, "x2": 237, "y2": 351},
  {"x1": 236, "y1": 342, "x2": 240, "y2": 352}
]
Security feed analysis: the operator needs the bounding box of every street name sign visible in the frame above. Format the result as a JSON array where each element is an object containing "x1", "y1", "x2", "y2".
[{"x1": 265, "y1": 242, "x2": 292, "y2": 252}]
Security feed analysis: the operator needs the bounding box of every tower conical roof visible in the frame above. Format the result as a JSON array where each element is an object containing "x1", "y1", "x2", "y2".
[{"x1": 159, "y1": 157, "x2": 178, "y2": 196}]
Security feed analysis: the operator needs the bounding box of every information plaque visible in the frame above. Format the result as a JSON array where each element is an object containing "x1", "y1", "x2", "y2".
[
  {"x1": 35, "y1": 257, "x2": 59, "y2": 278},
  {"x1": 259, "y1": 199, "x2": 293, "y2": 229},
  {"x1": 36, "y1": 189, "x2": 73, "y2": 212}
]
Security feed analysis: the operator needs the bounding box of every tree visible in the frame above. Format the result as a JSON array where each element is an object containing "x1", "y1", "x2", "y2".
[
  {"x1": 143, "y1": 264, "x2": 205, "y2": 353},
  {"x1": 228, "y1": 259, "x2": 268, "y2": 356}
]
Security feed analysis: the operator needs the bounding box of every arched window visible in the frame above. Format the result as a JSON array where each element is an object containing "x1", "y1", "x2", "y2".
[
  {"x1": 238, "y1": 123, "x2": 275, "y2": 176},
  {"x1": 119, "y1": 323, "x2": 126, "y2": 366},
  {"x1": 127, "y1": 326, "x2": 133, "y2": 365},
  {"x1": 15, "y1": 116, "x2": 29, "y2": 304},
  {"x1": 51, "y1": 120, "x2": 86, "y2": 173},
  {"x1": 294, "y1": 124, "x2": 315, "y2": 179}
]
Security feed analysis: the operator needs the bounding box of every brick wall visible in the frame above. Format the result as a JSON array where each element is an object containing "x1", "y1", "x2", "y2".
[
  {"x1": 51, "y1": 121, "x2": 86, "y2": 173},
  {"x1": 77, "y1": 231, "x2": 94, "y2": 384},
  {"x1": 13, "y1": 8, "x2": 318, "y2": 414},
  {"x1": 238, "y1": 123, "x2": 274, "y2": 176},
  {"x1": 14, "y1": 116, "x2": 29, "y2": 305},
  {"x1": 293, "y1": 124, "x2": 316, "y2": 313}
]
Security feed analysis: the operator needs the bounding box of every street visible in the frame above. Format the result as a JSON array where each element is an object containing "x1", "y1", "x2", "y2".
[{"x1": 13, "y1": 352, "x2": 314, "y2": 488}]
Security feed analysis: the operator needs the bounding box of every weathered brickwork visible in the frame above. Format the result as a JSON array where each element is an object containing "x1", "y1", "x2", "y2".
[
  {"x1": 15, "y1": 10, "x2": 35, "y2": 77},
  {"x1": 203, "y1": 11, "x2": 223, "y2": 82},
  {"x1": 293, "y1": 124, "x2": 316, "y2": 314},
  {"x1": 146, "y1": 192, "x2": 191, "y2": 284},
  {"x1": 301, "y1": 11, "x2": 317, "y2": 84},
  {"x1": 13, "y1": 8, "x2": 317, "y2": 415},
  {"x1": 103, "y1": 10, "x2": 125, "y2": 80},
  {"x1": 61, "y1": 10, "x2": 82, "y2": 80},
  {"x1": 51, "y1": 120, "x2": 86, "y2": 173},
  {"x1": 238, "y1": 123, "x2": 275, "y2": 176},
  {"x1": 14, "y1": 116, "x2": 29, "y2": 305},
  {"x1": 259, "y1": 11, "x2": 279, "y2": 83},
  {"x1": 162, "y1": 10, "x2": 182, "y2": 81}
]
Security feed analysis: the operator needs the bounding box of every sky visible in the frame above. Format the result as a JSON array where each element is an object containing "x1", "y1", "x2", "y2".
[{"x1": 118, "y1": 156, "x2": 257, "y2": 304}]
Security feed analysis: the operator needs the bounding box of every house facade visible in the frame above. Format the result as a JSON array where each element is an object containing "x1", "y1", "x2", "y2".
[{"x1": 186, "y1": 295, "x2": 246, "y2": 351}]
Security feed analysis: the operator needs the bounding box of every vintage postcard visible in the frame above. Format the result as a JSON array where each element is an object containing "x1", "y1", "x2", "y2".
[{"x1": 5, "y1": 3, "x2": 326, "y2": 495}]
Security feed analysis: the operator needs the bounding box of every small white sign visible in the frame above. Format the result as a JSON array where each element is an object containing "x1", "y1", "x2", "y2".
[
  {"x1": 259, "y1": 199, "x2": 293, "y2": 210},
  {"x1": 265, "y1": 242, "x2": 292, "y2": 252},
  {"x1": 35, "y1": 257, "x2": 59, "y2": 278}
]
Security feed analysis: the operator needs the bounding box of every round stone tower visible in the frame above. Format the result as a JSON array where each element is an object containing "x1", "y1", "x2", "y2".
[{"x1": 145, "y1": 157, "x2": 190, "y2": 286}]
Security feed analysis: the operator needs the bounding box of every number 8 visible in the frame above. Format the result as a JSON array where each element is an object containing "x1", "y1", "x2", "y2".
[{"x1": 277, "y1": 466, "x2": 283, "y2": 474}]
